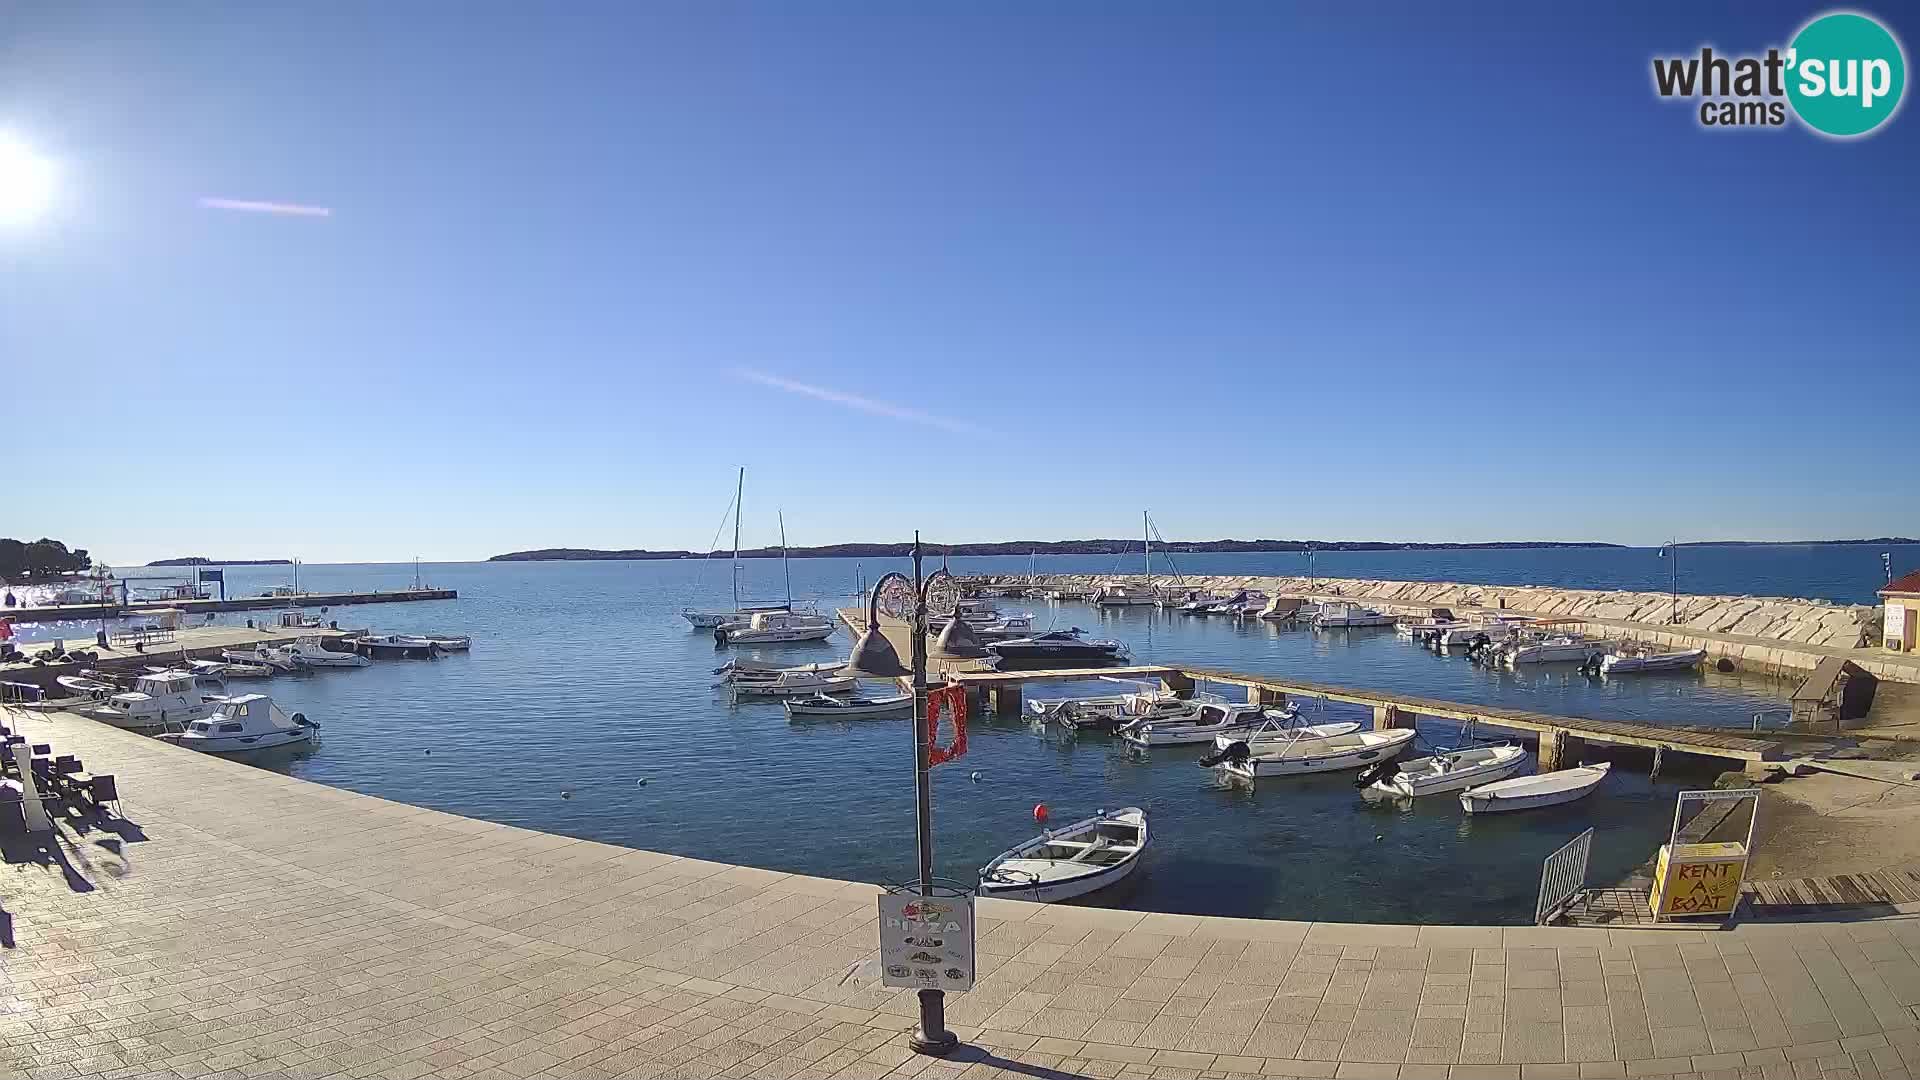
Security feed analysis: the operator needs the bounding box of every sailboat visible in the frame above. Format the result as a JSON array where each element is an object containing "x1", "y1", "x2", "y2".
[
  {"x1": 714, "y1": 511, "x2": 834, "y2": 645},
  {"x1": 1094, "y1": 512, "x2": 1158, "y2": 606},
  {"x1": 682, "y1": 469, "x2": 813, "y2": 629}
]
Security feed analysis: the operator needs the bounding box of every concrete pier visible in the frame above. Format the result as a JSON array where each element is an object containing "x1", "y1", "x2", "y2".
[
  {"x1": 7, "y1": 709, "x2": 1920, "y2": 1079},
  {"x1": 2, "y1": 586, "x2": 457, "y2": 624}
]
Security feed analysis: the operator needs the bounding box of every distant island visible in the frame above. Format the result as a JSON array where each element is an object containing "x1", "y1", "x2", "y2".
[
  {"x1": 491, "y1": 539, "x2": 1628, "y2": 562},
  {"x1": 1673, "y1": 538, "x2": 1917, "y2": 547},
  {"x1": 147, "y1": 557, "x2": 296, "y2": 566}
]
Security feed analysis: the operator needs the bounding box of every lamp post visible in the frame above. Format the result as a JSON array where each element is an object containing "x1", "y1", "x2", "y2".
[{"x1": 843, "y1": 533, "x2": 987, "y2": 1057}]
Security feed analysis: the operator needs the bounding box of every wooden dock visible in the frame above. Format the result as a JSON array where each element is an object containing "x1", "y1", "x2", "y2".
[
  {"x1": 2, "y1": 587, "x2": 457, "y2": 623},
  {"x1": 834, "y1": 609, "x2": 1783, "y2": 766}
]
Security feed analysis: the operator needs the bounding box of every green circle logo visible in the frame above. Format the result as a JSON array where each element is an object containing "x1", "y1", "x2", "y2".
[{"x1": 1787, "y1": 12, "x2": 1907, "y2": 137}]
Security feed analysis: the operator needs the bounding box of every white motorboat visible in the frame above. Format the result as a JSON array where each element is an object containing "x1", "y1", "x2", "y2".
[
  {"x1": 223, "y1": 645, "x2": 303, "y2": 672},
  {"x1": 84, "y1": 670, "x2": 226, "y2": 732},
  {"x1": 1599, "y1": 648, "x2": 1707, "y2": 674},
  {"x1": 1460, "y1": 761, "x2": 1611, "y2": 813},
  {"x1": 1207, "y1": 712, "x2": 1364, "y2": 753},
  {"x1": 1313, "y1": 602, "x2": 1396, "y2": 629},
  {"x1": 1119, "y1": 702, "x2": 1267, "y2": 748},
  {"x1": 1360, "y1": 744, "x2": 1528, "y2": 799},
  {"x1": 1395, "y1": 608, "x2": 1459, "y2": 640},
  {"x1": 1502, "y1": 636, "x2": 1600, "y2": 665},
  {"x1": 1215, "y1": 727, "x2": 1418, "y2": 779},
  {"x1": 728, "y1": 670, "x2": 857, "y2": 698},
  {"x1": 1092, "y1": 582, "x2": 1157, "y2": 606},
  {"x1": 684, "y1": 602, "x2": 802, "y2": 630},
  {"x1": 158, "y1": 694, "x2": 319, "y2": 753},
  {"x1": 784, "y1": 693, "x2": 913, "y2": 719},
  {"x1": 978, "y1": 807, "x2": 1149, "y2": 903},
  {"x1": 716, "y1": 610, "x2": 836, "y2": 645},
  {"x1": 287, "y1": 637, "x2": 373, "y2": 667}
]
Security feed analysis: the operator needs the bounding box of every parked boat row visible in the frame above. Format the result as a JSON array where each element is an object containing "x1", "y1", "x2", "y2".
[{"x1": 1392, "y1": 609, "x2": 1709, "y2": 676}]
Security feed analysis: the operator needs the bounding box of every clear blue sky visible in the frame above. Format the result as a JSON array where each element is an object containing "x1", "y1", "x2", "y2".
[{"x1": 3, "y1": 1, "x2": 1914, "y2": 564}]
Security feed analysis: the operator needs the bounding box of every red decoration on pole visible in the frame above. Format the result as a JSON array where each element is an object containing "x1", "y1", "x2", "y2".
[{"x1": 926, "y1": 684, "x2": 968, "y2": 766}]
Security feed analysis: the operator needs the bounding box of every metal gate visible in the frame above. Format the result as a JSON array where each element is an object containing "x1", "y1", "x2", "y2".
[{"x1": 1535, "y1": 827, "x2": 1595, "y2": 925}]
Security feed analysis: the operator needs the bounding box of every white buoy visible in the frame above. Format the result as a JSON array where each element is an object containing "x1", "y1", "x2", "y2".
[{"x1": 968, "y1": 771, "x2": 982, "y2": 782}]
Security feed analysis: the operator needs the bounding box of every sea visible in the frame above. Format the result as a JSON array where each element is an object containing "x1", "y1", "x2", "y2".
[{"x1": 8, "y1": 544, "x2": 1913, "y2": 924}]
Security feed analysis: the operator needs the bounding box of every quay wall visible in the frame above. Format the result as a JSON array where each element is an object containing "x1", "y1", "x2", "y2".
[{"x1": 968, "y1": 573, "x2": 1914, "y2": 682}]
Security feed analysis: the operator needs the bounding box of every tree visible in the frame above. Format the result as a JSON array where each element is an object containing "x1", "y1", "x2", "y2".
[{"x1": 0, "y1": 538, "x2": 92, "y2": 581}]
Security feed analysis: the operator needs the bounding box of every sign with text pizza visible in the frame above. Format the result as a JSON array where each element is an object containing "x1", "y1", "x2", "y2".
[{"x1": 877, "y1": 892, "x2": 975, "y2": 992}]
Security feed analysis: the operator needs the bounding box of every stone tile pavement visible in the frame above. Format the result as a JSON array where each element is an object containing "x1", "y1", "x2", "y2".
[{"x1": 6, "y1": 712, "x2": 1920, "y2": 1080}]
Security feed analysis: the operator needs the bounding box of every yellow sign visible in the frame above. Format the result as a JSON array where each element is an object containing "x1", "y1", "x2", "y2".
[{"x1": 1649, "y1": 842, "x2": 1747, "y2": 917}]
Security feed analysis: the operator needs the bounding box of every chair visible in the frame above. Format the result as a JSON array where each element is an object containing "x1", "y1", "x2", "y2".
[{"x1": 85, "y1": 774, "x2": 119, "y2": 814}]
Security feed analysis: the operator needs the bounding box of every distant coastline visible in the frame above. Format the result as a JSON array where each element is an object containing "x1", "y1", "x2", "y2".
[
  {"x1": 146, "y1": 557, "x2": 296, "y2": 566},
  {"x1": 1673, "y1": 538, "x2": 1916, "y2": 547},
  {"x1": 490, "y1": 539, "x2": 1628, "y2": 562}
]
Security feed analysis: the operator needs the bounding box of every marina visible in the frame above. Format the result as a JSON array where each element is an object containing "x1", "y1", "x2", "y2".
[{"x1": 1, "y1": 551, "x2": 1913, "y2": 932}]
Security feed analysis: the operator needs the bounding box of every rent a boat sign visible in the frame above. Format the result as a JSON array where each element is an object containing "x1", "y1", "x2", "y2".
[{"x1": 879, "y1": 893, "x2": 975, "y2": 992}]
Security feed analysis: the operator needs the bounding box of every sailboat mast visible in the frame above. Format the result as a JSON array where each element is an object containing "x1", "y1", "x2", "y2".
[
  {"x1": 731, "y1": 467, "x2": 744, "y2": 613},
  {"x1": 1143, "y1": 510, "x2": 1151, "y2": 588},
  {"x1": 779, "y1": 510, "x2": 793, "y2": 609}
]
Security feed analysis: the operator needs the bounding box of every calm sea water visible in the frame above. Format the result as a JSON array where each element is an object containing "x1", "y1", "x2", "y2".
[{"x1": 14, "y1": 545, "x2": 1912, "y2": 923}]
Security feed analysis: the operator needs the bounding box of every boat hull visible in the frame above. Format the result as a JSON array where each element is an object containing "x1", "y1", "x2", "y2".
[
  {"x1": 164, "y1": 729, "x2": 316, "y2": 753},
  {"x1": 784, "y1": 697, "x2": 912, "y2": 718},
  {"x1": 1601, "y1": 650, "x2": 1706, "y2": 674},
  {"x1": 1367, "y1": 746, "x2": 1528, "y2": 798},
  {"x1": 978, "y1": 808, "x2": 1148, "y2": 903},
  {"x1": 1460, "y1": 763, "x2": 1611, "y2": 813},
  {"x1": 988, "y1": 644, "x2": 1125, "y2": 661},
  {"x1": 1221, "y1": 729, "x2": 1416, "y2": 778}
]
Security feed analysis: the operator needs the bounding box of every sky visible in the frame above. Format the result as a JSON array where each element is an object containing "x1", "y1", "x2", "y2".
[{"x1": 2, "y1": 1, "x2": 1915, "y2": 565}]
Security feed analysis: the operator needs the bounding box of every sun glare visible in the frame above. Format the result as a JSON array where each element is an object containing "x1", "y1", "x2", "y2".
[{"x1": 0, "y1": 133, "x2": 56, "y2": 226}]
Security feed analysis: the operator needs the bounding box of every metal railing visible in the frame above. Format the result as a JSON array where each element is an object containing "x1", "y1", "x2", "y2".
[{"x1": 1536, "y1": 827, "x2": 1595, "y2": 925}]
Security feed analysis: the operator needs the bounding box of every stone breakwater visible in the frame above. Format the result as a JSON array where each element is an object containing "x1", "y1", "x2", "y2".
[{"x1": 975, "y1": 574, "x2": 1881, "y2": 650}]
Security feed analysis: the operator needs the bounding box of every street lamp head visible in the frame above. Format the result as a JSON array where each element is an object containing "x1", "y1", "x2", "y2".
[
  {"x1": 845, "y1": 624, "x2": 911, "y2": 679},
  {"x1": 931, "y1": 615, "x2": 988, "y2": 659}
]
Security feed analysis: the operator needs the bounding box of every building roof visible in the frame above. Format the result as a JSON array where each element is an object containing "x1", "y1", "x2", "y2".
[{"x1": 1884, "y1": 570, "x2": 1920, "y2": 597}]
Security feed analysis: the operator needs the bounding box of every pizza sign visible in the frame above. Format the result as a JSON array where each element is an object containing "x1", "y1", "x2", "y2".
[{"x1": 878, "y1": 893, "x2": 974, "y2": 992}]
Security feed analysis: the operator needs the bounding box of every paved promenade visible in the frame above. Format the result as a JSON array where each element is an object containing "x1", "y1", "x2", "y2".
[{"x1": 7, "y1": 715, "x2": 1920, "y2": 1080}]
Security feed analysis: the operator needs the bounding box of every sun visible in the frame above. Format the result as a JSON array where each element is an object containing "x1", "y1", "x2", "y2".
[{"x1": 0, "y1": 134, "x2": 56, "y2": 226}]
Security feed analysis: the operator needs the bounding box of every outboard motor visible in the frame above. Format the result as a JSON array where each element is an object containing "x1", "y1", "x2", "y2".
[
  {"x1": 713, "y1": 628, "x2": 729, "y2": 648},
  {"x1": 1198, "y1": 740, "x2": 1251, "y2": 768},
  {"x1": 1355, "y1": 757, "x2": 1401, "y2": 788}
]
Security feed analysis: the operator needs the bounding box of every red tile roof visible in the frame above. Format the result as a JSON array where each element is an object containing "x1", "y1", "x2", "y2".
[{"x1": 1885, "y1": 569, "x2": 1920, "y2": 596}]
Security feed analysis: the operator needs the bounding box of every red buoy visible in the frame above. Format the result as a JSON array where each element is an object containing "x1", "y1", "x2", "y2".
[{"x1": 1033, "y1": 803, "x2": 1049, "y2": 823}]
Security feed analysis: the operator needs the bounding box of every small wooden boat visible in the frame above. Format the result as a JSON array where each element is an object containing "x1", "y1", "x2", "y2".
[
  {"x1": 1215, "y1": 727, "x2": 1417, "y2": 780},
  {"x1": 1598, "y1": 648, "x2": 1706, "y2": 674},
  {"x1": 978, "y1": 807, "x2": 1149, "y2": 903},
  {"x1": 1360, "y1": 744, "x2": 1528, "y2": 798},
  {"x1": 1460, "y1": 761, "x2": 1611, "y2": 813},
  {"x1": 218, "y1": 659, "x2": 277, "y2": 678},
  {"x1": 424, "y1": 635, "x2": 471, "y2": 652},
  {"x1": 729, "y1": 670, "x2": 857, "y2": 698},
  {"x1": 784, "y1": 693, "x2": 913, "y2": 719},
  {"x1": 55, "y1": 675, "x2": 118, "y2": 699},
  {"x1": 718, "y1": 657, "x2": 845, "y2": 676}
]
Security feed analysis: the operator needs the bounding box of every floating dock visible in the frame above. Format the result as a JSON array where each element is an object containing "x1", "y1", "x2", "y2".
[
  {"x1": 2, "y1": 586, "x2": 456, "y2": 624},
  {"x1": 837, "y1": 607, "x2": 1781, "y2": 767}
]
